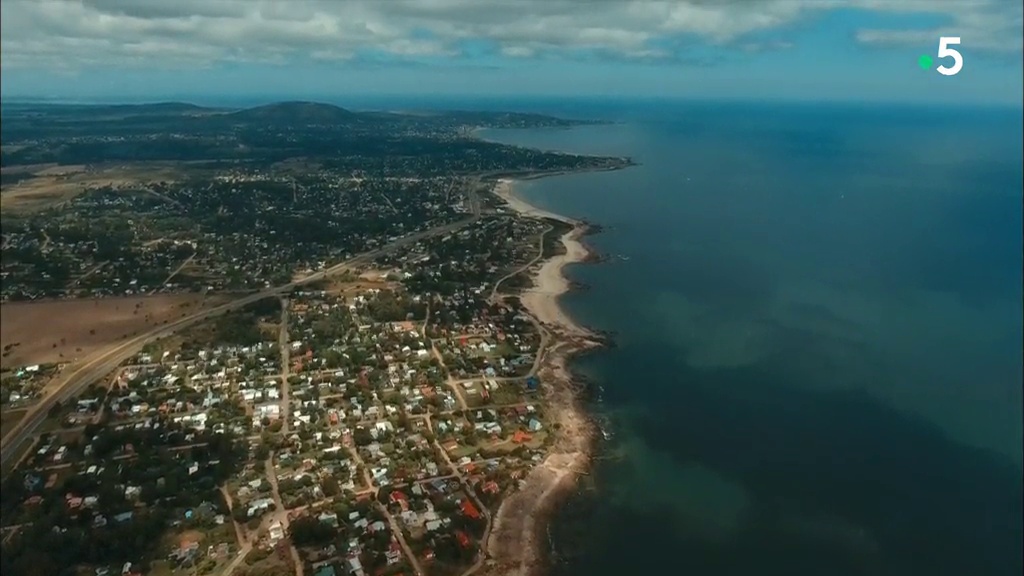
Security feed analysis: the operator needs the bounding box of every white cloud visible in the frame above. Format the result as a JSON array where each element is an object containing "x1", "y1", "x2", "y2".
[
  {"x1": 0, "y1": 0, "x2": 1020, "y2": 70},
  {"x1": 852, "y1": 0, "x2": 1023, "y2": 53}
]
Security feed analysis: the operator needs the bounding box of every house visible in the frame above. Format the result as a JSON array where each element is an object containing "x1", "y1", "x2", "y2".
[
  {"x1": 385, "y1": 543, "x2": 403, "y2": 564},
  {"x1": 461, "y1": 499, "x2": 480, "y2": 519},
  {"x1": 269, "y1": 521, "x2": 285, "y2": 542},
  {"x1": 247, "y1": 497, "x2": 274, "y2": 517},
  {"x1": 346, "y1": 556, "x2": 365, "y2": 576}
]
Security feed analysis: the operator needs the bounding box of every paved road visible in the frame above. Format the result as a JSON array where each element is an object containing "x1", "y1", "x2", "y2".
[
  {"x1": 488, "y1": 222, "x2": 549, "y2": 302},
  {"x1": 1, "y1": 202, "x2": 481, "y2": 471},
  {"x1": 345, "y1": 436, "x2": 425, "y2": 575}
]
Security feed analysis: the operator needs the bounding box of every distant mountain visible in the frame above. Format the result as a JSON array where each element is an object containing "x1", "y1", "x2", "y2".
[
  {"x1": 225, "y1": 101, "x2": 357, "y2": 125},
  {"x1": 0, "y1": 100, "x2": 604, "y2": 147},
  {"x1": 108, "y1": 102, "x2": 210, "y2": 114},
  {"x1": 0, "y1": 101, "x2": 214, "y2": 118}
]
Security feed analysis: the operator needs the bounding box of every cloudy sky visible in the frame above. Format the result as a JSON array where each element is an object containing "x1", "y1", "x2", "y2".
[{"x1": 1, "y1": 0, "x2": 1021, "y2": 104}]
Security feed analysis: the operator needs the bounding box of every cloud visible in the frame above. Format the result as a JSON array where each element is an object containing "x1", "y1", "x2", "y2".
[
  {"x1": 0, "y1": 0, "x2": 1020, "y2": 71},
  {"x1": 852, "y1": 0, "x2": 1023, "y2": 53}
]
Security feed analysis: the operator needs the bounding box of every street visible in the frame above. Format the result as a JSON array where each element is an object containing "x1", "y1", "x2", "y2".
[{"x1": 2, "y1": 190, "x2": 483, "y2": 473}]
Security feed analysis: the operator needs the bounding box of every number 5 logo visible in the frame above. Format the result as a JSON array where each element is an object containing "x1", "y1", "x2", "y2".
[{"x1": 936, "y1": 37, "x2": 963, "y2": 76}]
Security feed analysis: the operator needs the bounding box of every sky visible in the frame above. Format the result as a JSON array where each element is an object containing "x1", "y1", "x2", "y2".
[{"x1": 1, "y1": 0, "x2": 1022, "y2": 106}]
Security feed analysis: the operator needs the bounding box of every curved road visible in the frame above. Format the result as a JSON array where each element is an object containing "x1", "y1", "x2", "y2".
[{"x1": 1, "y1": 202, "x2": 481, "y2": 472}]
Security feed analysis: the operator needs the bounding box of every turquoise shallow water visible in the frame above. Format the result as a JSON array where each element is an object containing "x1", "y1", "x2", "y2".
[{"x1": 481, "y1": 100, "x2": 1023, "y2": 576}]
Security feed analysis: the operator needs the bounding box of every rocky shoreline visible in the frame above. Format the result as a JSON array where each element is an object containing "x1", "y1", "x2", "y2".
[{"x1": 474, "y1": 179, "x2": 611, "y2": 576}]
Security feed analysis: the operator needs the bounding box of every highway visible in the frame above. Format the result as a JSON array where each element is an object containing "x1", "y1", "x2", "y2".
[{"x1": 1, "y1": 189, "x2": 483, "y2": 472}]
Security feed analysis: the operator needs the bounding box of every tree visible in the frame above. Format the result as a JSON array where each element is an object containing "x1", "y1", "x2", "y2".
[
  {"x1": 352, "y1": 428, "x2": 373, "y2": 446},
  {"x1": 289, "y1": 516, "x2": 335, "y2": 547},
  {"x1": 254, "y1": 443, "x2": 270, "y2": 461},
  {"x1": 321, "y1": 476, "x2": 341, "y2": 497}
]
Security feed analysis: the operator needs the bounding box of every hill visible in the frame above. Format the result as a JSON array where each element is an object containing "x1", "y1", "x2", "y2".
[
  {"x1": 224, "y1": 101, "x2": 357, "y2": 125},
  {"x1": 0, "y1": 101, "x2": 214, "y2": 119}
]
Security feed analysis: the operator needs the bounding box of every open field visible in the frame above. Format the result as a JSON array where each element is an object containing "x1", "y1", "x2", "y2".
[
  {"x1": 309, "y1": 268, "x2": 399, "y2": 297},
  {"x1": 0, "y1": 293, "x2": 229, "y2": 370},
  {"x1": 0, "y1": 163, "x2": 183, "y2": 212}
]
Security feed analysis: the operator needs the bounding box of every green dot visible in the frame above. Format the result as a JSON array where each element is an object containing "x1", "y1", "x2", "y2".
[{"x1": 918, "y1": 54, "x2": 933, "y2": 70}]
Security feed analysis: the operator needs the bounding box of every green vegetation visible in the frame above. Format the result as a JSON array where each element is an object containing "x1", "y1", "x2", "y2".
[
  {"x1": 540, "y1": 218, "x2": 574, "y2": 259},
  {"x1": 0, "y1": 425, "x2": 245, "y2": 576}
]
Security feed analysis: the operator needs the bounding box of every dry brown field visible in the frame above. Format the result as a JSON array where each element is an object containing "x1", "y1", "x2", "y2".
[
  {"x1": 0, "y1": 293, "x2": 227, "y2": 370},
  {"x1": 0, "y1": 164, "x2": 182, "y2": 213},
  {"x1": 290, "y1": 267, "x2": 399, "y2": 298}
]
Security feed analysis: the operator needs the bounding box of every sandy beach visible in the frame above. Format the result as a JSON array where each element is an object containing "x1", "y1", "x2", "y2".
[
  {"x1": 480, "y1": 179, "x2": 601, "y2": 576},
  {"x1": 493, "y1": 179, "x2": 592, "y2": 337}
]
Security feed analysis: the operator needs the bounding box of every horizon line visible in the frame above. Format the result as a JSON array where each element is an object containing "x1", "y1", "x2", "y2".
[{"x1": 2, "y1": 93, "x2": 1022, "y2": 110}]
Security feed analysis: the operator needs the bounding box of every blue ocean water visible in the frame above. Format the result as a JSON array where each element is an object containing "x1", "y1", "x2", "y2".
[{"x1": 481, "y1": 101, "x2": 1023, "y2": 576}]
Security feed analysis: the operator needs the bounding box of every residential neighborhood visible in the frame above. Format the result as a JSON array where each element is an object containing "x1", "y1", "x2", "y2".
[
  {"x1": 0, "y1": 100, "x2": 622, "y2": 576},
  {"x1": 1, "y1": 210, "x2": 561, "y2": 576}
]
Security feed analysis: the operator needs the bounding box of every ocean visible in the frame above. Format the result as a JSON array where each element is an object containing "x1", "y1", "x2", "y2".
[{"x1": 479, "y1": 100, "x2": 1023, "y2": 576}]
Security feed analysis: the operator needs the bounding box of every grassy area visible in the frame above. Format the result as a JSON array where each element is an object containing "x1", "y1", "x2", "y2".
[
  {"x1": 450, "y1": 444, "x2": 479, "y2": 459},
  {"x1": 487, "y1": 383, "x2": 527, "y2": 405},
  {"x1": 540, "y1": 218, "x2": 574, "y2": 258},
  {"x1": 243, "y1": 549, "x2": 294, "y2": 575},
  {"x1": 480, "y1": 439, "x2": 518, "y2": 454},
  {"x1": 462, "y1": 383, "x2": 488, "y2": 407}
]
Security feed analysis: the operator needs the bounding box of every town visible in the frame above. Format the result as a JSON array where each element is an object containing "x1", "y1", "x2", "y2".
[
  {"x1": 1, "y1": 224, "x2": 560, "y2": 576},
  {"x1": 1, "y1": 101, "x2": 609, "y2": 576}
]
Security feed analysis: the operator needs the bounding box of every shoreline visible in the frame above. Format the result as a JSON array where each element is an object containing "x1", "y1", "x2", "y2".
[
  {"x1": 493, "y1": 180, "x2": 593, "y2": 338},
  {"x1": 479, "y1": 179, "x2": 603, "y2": 576}
]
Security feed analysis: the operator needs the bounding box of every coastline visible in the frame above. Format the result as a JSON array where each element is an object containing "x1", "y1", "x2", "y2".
[
  {"x1": 494, "y1": 180, "x2": 593, "y2": 338},
  {"x1": 479, "y1": 179, "x2": 602, "y2": 576}
]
